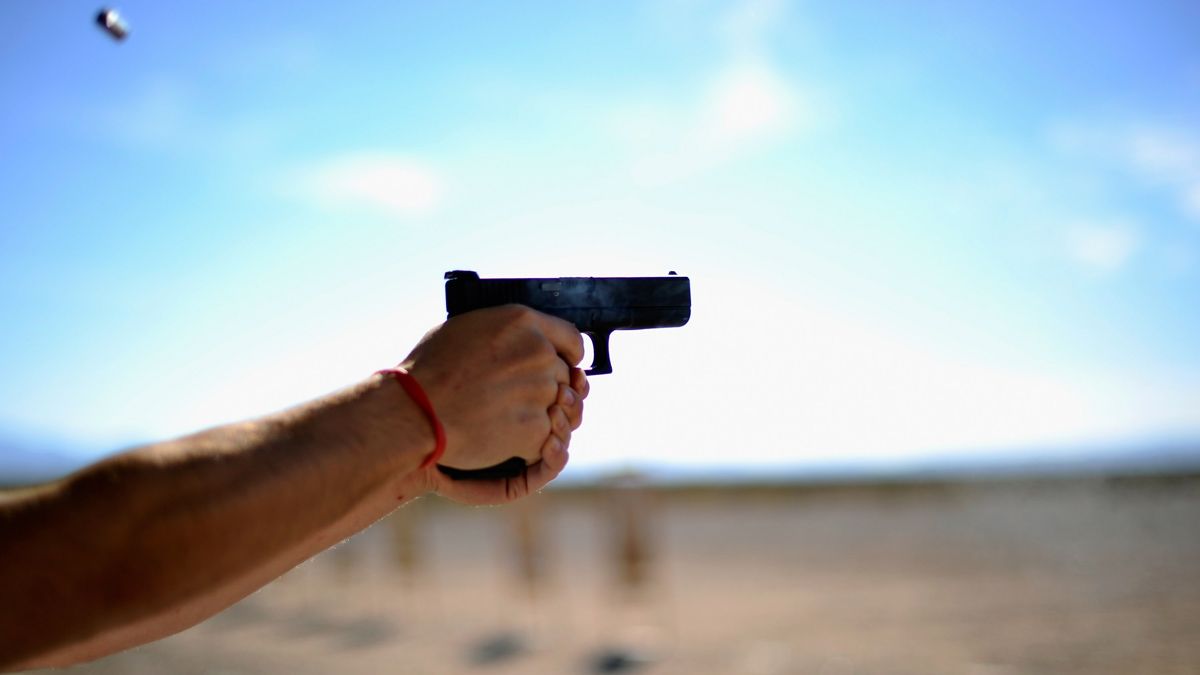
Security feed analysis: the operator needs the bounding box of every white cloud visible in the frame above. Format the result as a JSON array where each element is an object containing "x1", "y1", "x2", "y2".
[
  {"x1": 698, "y1": 62, "x2": 800, "y2": 148},
  {"x1": 1184, "y1": 179, "x2": 1200, "y2": 222},
  {"x1": 1066, "y1": 220, "x2": 1140, "y2": 273},
  {"x1": 91, "y1": 78, "x2": 284, "y2": 159},
  {"x1": 718, "y1": 0, "x2": 787, "y2": 57},
  {"x1": 1047, "y1": 120, "x2": 1200, "y2": 277},
  {"x1": 298, "y1": 153, "x2": 445, "y2": 217},
  {"x1": 1127, "y1": 128, "x2": 1200, "y2": 223},
  {"x1": 621, "y1": 0, "x2": 819, "y2": 184},
  {"x1": 1128, "y1": 127, "x2": 1200, "y2": 183},
  {"x1": 1052, "y1": 121, "x2": 1200, "y2": 226},
  {"x1": 625, "y1": 67, "x2": 813, "y2": 184}
]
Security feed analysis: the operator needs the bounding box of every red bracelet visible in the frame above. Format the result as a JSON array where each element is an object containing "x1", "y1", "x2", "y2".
[{"x1": 376, "y1": 368, "x2": 446, "y2": 469}]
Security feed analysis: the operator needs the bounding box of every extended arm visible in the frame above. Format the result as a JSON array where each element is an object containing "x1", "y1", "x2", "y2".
[{"x1": 0, "y1": 305, "x2": 588, "y2": 670}]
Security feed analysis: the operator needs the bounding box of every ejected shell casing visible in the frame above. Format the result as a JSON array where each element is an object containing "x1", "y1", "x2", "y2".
[{"x1": 96, "y1": 8, "x2": 129, "y2": 41}]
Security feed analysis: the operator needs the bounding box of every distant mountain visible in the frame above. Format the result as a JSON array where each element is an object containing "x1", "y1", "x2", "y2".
[
  {"x1": 0, "y1": 434, "x2": 90, "y2": 486},
  {"x1": 562, "y1": 438, "x2": 1200, "y2": 485},
  {"x1": 895, "y1": 439, "x2": 1200, "y2": 479},
  {"x1": 5, "y1": 428, "x2": 1199, "y2": 488}
]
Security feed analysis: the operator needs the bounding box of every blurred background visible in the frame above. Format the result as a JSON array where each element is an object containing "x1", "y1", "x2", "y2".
[{"x1": 2, "y1": 1, "x2": 1199, "y2": 673}]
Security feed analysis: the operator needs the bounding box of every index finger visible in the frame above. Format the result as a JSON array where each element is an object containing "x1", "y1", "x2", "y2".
[{"x1": 530, "y1": 310, "x2": 585, "y2": 366}]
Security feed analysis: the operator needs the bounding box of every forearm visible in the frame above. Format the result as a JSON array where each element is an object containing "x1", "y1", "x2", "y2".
[
  {"x1": 0, "y1": 305, "x2": 590, "y2": 670},
  {"x1": 0, "y1": 374, "x2": 431, "y2": 669}
]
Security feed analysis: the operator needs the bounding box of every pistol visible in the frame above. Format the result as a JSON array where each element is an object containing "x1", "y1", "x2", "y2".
[{"x1": 438, "y1": 270, "x2": 691, "y2": 480}]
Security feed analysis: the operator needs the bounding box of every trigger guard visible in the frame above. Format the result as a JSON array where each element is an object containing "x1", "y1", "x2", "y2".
[{"x1": 583, "y1": 330, "x2": 613, "y2": 375}]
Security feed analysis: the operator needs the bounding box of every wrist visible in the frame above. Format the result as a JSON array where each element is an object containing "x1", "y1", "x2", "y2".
[
  {"x1": 349, "y1": 374, "x2": 439, "y2": 494},
  {"x1": 375, "y1": 368, "x2": 446, "y2": 470}
]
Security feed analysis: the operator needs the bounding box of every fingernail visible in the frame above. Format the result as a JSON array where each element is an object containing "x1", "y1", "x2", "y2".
[{"x1": 563, "y1": 387, "x2": 576, "y2": 405}]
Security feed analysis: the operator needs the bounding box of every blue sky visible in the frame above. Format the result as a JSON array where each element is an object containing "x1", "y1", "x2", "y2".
[{"x1": 2, "y1": 0, "x2": 1199, "y2": 477}]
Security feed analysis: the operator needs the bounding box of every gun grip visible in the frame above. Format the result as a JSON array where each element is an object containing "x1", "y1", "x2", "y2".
[
  {"x1": 585, "y1": 330, "x2": 613, "y2": 375},
  {"x1": 437, "y1": 457, "x2": 528, "y2": 481}
]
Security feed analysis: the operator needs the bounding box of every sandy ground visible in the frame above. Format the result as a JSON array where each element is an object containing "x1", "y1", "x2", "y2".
[{"x1": 27, "y1": 476, "x2": 1200, "y2": 675}]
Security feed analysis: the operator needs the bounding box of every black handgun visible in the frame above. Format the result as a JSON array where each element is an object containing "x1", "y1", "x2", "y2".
[{"x1": 438, "y1": 270, "x2": 691, "y2": 481}]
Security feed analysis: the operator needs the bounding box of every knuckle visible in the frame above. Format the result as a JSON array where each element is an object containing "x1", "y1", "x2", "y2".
[
  {"x1": 539, "y1": 336, "x2": 560, "y2": 361},
  {"x1": 493, "y1": 305, "x2": 536, "y2": 335},
  {"x1": 552, "y1": 407, "x2": 570, "y2": 433},
  {"x1": 539, "y1": 376, "x2": 559, "y2": 402},
  {"x1": 506, "y1": 304, "x2": 538, "y2": 324}
]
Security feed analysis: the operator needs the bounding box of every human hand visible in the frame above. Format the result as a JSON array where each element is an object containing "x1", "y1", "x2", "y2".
[{"x1": 396, "y1": 305, "x2": 590, "y2": 504}]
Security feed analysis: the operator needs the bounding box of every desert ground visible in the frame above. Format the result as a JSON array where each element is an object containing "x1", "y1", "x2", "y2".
[{"x1": 27, "y1": 474, "x2": 1200, "y2": 675}]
